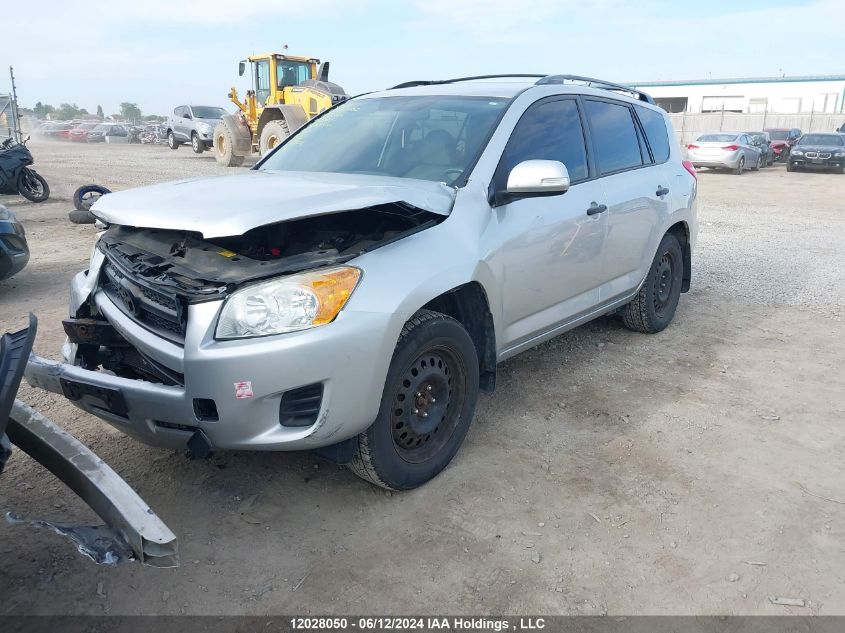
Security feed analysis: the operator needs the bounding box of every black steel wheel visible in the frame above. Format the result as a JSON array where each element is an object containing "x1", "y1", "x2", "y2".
[
  {"x1": 622, "y1": 233, "x2": 684, "y2": 334},
  {"x1": 349, "y1": 310, "x2": 479, "y2": 490}
]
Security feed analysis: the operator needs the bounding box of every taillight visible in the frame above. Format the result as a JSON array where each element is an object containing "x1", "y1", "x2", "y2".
[
  {"x1": 682, "y1": 160, "x2": 697, "y2": 181},
  {"x1": 721, "y1": 144, "x2": 739, "y2": 151},
  {"x1": 687, "y1": 144, "x2": 699, "y2": 149}
]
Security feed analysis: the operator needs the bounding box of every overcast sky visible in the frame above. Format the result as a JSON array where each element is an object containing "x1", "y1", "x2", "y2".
[{"x1": 2, "y1": 0, "x2": 842, "y2": 116}]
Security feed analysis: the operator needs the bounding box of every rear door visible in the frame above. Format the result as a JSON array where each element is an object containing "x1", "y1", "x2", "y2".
[
  {"x1": 583, "y1": 97, "x2": 669, "y2": 302},
  {"x1": 491, "y1": 96, "x2": 608, "y2": 348}
]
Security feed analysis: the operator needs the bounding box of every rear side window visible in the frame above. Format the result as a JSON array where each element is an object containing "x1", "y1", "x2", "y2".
[
  {"x1": 636, "y1": 105, "x2": 671, "y2": 163},
  {"x1": 584, "y1": 99, "x2": 643, "y2": 175},
  {"x1": 500, "y1": 98, "x2": 589, "y2": 182}
]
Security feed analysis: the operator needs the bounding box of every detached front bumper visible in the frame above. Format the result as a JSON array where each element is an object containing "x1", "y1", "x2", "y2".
[{"x1": 26, "y1": 267, "x2": 397, "y2": 453}]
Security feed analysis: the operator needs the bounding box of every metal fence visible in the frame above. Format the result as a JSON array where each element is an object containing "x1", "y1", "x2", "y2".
[{"x1": 668, "y1": 112, "x2": 844, "y2": 146}]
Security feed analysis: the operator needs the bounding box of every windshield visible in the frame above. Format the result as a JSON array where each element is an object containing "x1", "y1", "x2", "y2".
[
  {"x1": 798, "y1": 134, "x2": 843, "y2": 146},
  {"x1": 276, "y1": 60, "x2": 311, "y2": 88},
  {"x1": 259, "y1": 96, "x2": 511, "y2": 184},
  {"x1": 191, "y1": 106, "x2": 227, "y2": 119},
  {"x1": 767, "y1": 130, "x2": 789, "y2": 140},
  {"x1": 92, "y1": 125, "x2": 109, "y2": 132},
  {"x1": 697, "y1": 134, "x2": 738, "y2": 143}
]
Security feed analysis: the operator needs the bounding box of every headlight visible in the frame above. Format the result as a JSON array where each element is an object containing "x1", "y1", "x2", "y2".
[
  {"x1": 216, "y1": 266, "x2": 361, "y2": 339},
  {"x1": 0, "y1": 205, "x2": 12, "y2": 221},
  {"x1": 791, "y1": 150, "x2": 803, "y2": 156},
  {"x1": 197, "y1": 122, "x2": 212, "y2": 133}
]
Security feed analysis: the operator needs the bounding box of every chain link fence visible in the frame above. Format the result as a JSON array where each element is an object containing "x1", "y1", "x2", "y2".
[{"x1": 668, "y1": 112, "x2": 844, "y2": 146}]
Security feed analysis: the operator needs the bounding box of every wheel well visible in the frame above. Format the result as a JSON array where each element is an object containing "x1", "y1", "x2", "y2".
[
  {"x1": 667, "y1": 221, "x2": 691, "y2": 292},
  {"x1": 421, "y1": 282, "x2": 497, "y2": 392},
  {"x1": 257, "y1": 107, "x2": 285, "y2": 137}
]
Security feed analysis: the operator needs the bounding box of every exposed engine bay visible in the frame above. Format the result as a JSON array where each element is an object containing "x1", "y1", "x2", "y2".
[{"x1": 70, "y1": 203, "x2": 443, "y2": 385}]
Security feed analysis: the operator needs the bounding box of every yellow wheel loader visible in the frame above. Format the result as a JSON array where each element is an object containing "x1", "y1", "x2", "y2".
[{"x1": 213, "y1": 53, "x2": 347, "y2": 167}]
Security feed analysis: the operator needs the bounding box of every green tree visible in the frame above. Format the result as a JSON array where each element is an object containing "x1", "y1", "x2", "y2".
[
  {"x1": 33, "y1": 102, "x2": 55, "y2": 119},
  {"x1": 96, "y1": 105, "x2": 104, "y2": 119},
  {"x1": 56, "y1": 103, "x2": 85, "y2": 120},
  {"x1": 119, "y1": 102, "x2": 142, "y2": 122}
]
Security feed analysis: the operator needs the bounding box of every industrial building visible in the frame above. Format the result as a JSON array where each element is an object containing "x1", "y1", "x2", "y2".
[{"x1": 630, "y1": 75, "x2": 845, "y2": 114}]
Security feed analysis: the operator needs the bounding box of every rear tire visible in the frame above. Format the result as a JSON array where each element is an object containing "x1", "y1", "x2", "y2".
[
  {"x1": 191, "y1": 133, "x2": 204, "y2": 154},
  {"x1": 68, "y1": 209, "x2": 97, "y2": 224},
  {"x1": 213, "y1": 122, "x2": 245, "y2": 167},
  {"x1": 73, "y1": 184, "x2": 111, "y2": 211},
  {"x1": 16, "y1": 168, "x2": 50, "y2": 203},
  {"x1": 752, "y1": 154, "x2": 762, "y2": 171},
  {"x1": 621, "y1": 233, "x2": 684, "y2": 334},
  {"x1": 349, "y1": 310, "x2": 479, "y2": 491},
  {"x1": 259, "y1": 119, "x2": 290, "y2": 156},
  {"x1": 167, "y1": 131, "x2": 179, "y2": 150},
  {"x1": 733, "y1": 157, "x2": 745, "y2": 175}
]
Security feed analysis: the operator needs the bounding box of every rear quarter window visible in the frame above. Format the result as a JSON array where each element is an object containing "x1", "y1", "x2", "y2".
[{"x1": 635, "y1": 105, "x2": 671, "y2": 163}]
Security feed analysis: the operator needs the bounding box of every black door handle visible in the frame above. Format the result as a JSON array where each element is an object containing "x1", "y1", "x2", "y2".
[
  {"x1": 656, "y1": 186, "x2": 670, "y2": 197},
  {"x1": 586, "y1": 203, "x2": 607, "y2": 216}
]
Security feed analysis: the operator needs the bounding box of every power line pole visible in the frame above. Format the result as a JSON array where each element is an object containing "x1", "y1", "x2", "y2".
[{"x1": 9, "y1": 66, "x2": 21, "y2": 141}]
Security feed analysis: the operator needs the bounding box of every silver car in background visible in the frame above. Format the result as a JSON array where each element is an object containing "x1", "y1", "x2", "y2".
[
  {"x1": 686, "y1": 132, "x2": 762, "y2": 174},
  {"x1": 166, "y1": 105, "x2": 228, "y2": 154}
]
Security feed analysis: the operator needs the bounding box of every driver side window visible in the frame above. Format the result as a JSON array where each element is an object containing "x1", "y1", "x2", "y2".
[
  {"x1": 499, "y1": 98, "x2": 589, "y2": 183},
  {"x1": 255, "y1": 60, "x2": 271, "y2": 104}
]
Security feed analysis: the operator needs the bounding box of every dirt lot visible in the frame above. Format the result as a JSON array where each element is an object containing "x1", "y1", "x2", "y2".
[{"x1": 1, "y1": 140, "x2": 843, "y2": 615}]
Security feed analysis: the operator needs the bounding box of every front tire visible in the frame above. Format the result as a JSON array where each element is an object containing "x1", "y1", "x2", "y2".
[
  {"x1": 621, "y1": 233, "x2": 684, "y2": 334},
  {"x1": 16, "y1": 168, "x2": 50, "y2": 203},
  {"x1": 349, "y1": 310, "x2": 479, "y2": 491},
  {"x1": 787, "y1": 162, "x2": 796, "y2": 172},
  {"x1": 167, "y1": 131, "x2": 179, "y2": 150},
  {"x1": 191, "y1": 133, "x2": 204, "y2": 154}
]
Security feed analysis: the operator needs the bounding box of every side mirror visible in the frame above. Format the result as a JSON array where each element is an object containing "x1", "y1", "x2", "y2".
[
  {"x1": 184, "y1": 113, "x2": 192, "y2": 120},
  {"x1": 506, "y1": 160, "x2": 570, "y2": 197},
  {"x1": 238, "y1": 61, "x2": 246, "y2": 77},
  {"x1": 23, "y1": 135, "x2": 31, "y2": 143}
]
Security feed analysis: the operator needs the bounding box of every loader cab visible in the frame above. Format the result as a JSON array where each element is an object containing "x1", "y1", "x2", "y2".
[{"x1": 243, "y1": 54, "x2": 318, "y2": 106}]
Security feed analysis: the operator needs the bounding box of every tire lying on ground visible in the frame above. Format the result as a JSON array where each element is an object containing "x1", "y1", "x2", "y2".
[
  {"x1": 73, "y1": 184, "x2": 111, "y2": 211},
  {"x1": 68, "y1": 209, "x2": 97, "y2": 224}
]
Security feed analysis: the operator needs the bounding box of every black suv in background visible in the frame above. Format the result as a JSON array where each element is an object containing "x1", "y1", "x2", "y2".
[{"x1": 787, "y1": 134, "x2": 845, "y2": 173}]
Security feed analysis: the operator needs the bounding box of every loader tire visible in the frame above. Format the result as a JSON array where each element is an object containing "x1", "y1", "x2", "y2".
[
  {"x1": 259, "y1": 119, "x2": 290, "y2": 156},
  {"x1": 213, "y1": 122, "x2": 244, "y2": 167}
]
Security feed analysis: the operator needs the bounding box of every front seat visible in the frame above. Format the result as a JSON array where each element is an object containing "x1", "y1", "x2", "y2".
[{"x1": 404, "y1": 129, "x2": 456, "y2": 181}]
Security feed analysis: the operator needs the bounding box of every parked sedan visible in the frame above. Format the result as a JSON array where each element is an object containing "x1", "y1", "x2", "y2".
[
  {"x1": 764, "y1": 127, "x2": 802, "y2": 161},
  {"x1": 87, "y1": 124, "x2": 127, "y2": 143},
  {"x1": 68, "y1": 122, "x2": 100, "y2": 142},
  {"x1": 687, "y1": 133, "x2": 762, "y2": 174},
  {"x1": 745, "y1": 131, "x2": 774, "y2": 167},
  {"x1": 787, "y1": 133, "x2": 845, "y2": 173},
  {"x1": 0, "y1": 204, "x2": 29, "y2": 281}
]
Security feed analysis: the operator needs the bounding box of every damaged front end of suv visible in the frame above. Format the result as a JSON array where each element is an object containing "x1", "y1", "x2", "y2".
[{"x1": 26, "y1": 169, "x2": 455, "y2": 459}]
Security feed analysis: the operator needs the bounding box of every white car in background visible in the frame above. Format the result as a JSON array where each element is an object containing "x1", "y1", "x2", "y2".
[{"x1": 686, "y1": 132, "x2": 762, "y2": 174}]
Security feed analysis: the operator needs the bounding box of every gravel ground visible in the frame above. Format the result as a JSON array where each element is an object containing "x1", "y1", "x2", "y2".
[{"x1": 0, "y1": 140, "x2": 843, "y2": 615}]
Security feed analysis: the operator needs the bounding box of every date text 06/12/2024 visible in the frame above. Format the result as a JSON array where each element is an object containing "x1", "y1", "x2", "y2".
[{"x1": 289, "y1": 617, "x2": 546, "y2": 631}]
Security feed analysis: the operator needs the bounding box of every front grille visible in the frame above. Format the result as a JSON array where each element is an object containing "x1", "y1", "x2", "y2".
[{"x1": 101, "y1": 259, "x2": 186, "y2": 343}]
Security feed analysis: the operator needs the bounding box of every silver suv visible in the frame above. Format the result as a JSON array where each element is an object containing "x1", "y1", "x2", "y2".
[
  {"x1": 27, "y1": 75, "x2": 697, "y2": 490},
  {"x1": 166, "y1": 105, "x2": 228, "y2": 154}
]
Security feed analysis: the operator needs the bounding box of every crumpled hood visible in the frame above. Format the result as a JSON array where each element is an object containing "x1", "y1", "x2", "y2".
[{"x1": 92, "y1": 170, "x2": 456, "y2": 238}]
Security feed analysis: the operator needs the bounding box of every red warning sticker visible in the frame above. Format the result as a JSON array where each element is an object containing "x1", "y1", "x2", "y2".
[{"x1": 234, "y1": 381, "x2": 254, "y2": 399}]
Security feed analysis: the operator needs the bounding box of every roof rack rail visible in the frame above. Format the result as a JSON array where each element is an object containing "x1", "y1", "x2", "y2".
[
  {"x1": 390, "y1": 74, "x2": 547, "y2": 89},
  {"x1": 536, "y1": 75, "x2": 655, "y2": 104}
]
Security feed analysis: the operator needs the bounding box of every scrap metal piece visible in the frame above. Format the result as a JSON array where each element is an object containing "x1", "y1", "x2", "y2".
[{"x1": 6, "y1": 399, "x2": 178, "y2": 567}]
